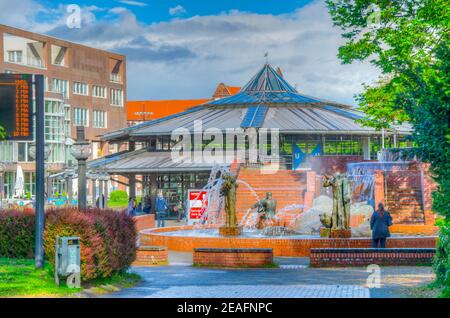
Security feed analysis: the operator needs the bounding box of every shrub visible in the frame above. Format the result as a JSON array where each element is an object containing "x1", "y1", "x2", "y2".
[
  {"x1": 0, "y1": 207, "x2": 137, "y2": 282},
  {"x1": 0, "y1": 210, "x2": 35, "y2": 258},
  {"x1": 44, "y1": 208, "x2": 137, "y2": 281},
  {"x1": 109, "y1": 190, "x2": 129, "y2": 203}
]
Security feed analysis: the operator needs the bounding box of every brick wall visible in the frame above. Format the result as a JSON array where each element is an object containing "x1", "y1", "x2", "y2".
[
  {"x1": 310, "y1": 248, "x2": 435, "y2": 267},
  {"x1": 132, "y1": 246, "x2": 168, "y2": 266},
  {"x1": 141, "y1": 226, "x2": 437, "y2": 257},
  {"x1": 134, "y1": 214, "x2": 155, "y2": 232},
  {"x1": 193, "y1": 248, "x2": 273, "y2": 268}
]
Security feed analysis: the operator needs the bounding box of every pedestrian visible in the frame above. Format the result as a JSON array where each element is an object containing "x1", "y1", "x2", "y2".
[
  {"x1": 143, "y1": 195, "x2": 152, "y2": 214},
  {"x1": 136, "y1": 202, "x2": 143, "y2": 214},
  {"x1": 127, "y1": 197, "x2": 135, "y2": 216},
  {"x1": 155, "y1": 191, "x2": 169, "y2": 227},
  {"x1": 176, "y1": 200, "x2": 184, "y2": 222},
  {"x1": 370, "y1": 202, "x2": 393, "y2": 248}
]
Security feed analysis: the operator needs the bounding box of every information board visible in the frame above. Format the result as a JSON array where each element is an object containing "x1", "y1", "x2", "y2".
[
  {"x1": 0, "y1": 74, "x2": 33, "y2": 140},
  {"x1": 187, "y1": 190, "x2": 208, "y2": 225}
]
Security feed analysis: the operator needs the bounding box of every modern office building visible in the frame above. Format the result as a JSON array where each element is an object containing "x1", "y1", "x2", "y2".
[{"x1": 0, "y1": 24, "x2": 127, "y2": 200}]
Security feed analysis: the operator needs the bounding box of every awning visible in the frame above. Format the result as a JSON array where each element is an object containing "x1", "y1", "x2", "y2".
[{"x1": 88, "y1": 149, "x2": 221, "y2": 174}]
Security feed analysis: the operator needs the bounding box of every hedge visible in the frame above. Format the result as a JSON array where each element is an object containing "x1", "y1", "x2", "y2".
[
  {"x1": 0, "y1": 210, "x2": 35, "y2": 258},
  {"x1": 0, "y1": 208, "x2": 137, "y2": 281}
]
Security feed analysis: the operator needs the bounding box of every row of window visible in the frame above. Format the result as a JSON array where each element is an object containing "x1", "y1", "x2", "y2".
[
  {"x1": 74, "y1": 108, "x2": 107, "y2": 128},
  {"x1": 51, "y1": 78, "x2": 123, "y2": 106},
  {"x1": 3, "y1": 71, "x2": 123, "y2": 106}
]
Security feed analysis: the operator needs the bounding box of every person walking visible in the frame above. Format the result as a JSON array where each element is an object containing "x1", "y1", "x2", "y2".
[
  {"x1": 155, "y1": 191, "x2": 169, "y2": 227},
  {"x1": 370, "y1": 202, "x2": 393, "y2": 248},
  {"x1": 176, "y1": 200, "x2": 185, "y2": 222},
  {"x1": 127, "y1": 197, "x2": 136, "y2": 216},
  {"x1": 143, "y1": 195, "x2": 152, "y2": 214}
]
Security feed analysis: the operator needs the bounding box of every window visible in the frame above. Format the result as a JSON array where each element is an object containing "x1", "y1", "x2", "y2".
[
  {"x1": 51, "y1": 45, "x2": 67, "y2": 66},
  {"x1": 7, "y1": 50, "x2": 22, "y2": 63},
  {"x1": 74, "y1": 108, "x2": 89, "y2": 127},
  {"x1": 45, "y1": 100, "x2": 65, "y2": 142},
  {"x1": 51, "y1": 78, "x2": 69, "y2": 99},
  {"x1": 73, "y1": 82, "x2": 89, "y2": 96},
  {"x1": 92, "y1": 85, "x2": 106, "y2": 98},
  {"x1": 93, "y1": 110, "x2": 107, "y2": 128},
  {"x1": 110, "y1": 88, "x2": 123, "y2": 106},
  {"x1": 0, "y1": 141, "x2": 14, "y2": 162}
]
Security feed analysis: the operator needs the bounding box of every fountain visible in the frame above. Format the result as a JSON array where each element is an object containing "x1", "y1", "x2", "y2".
[{"x1": 138, "y1": 150, "x2": 437, "y2": 257}]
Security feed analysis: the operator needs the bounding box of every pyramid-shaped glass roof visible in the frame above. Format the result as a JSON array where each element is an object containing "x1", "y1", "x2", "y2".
[
  {"x1": 241, "y1": 63, "x2": 297, "y2": 93},
  {"x1": 206, "y1": 64, "x2": 322, "y2": 106}
]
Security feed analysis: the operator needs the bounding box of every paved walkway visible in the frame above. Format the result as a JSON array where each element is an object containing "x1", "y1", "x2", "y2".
[{"x1": 106, "y1": 252, "x2": 434, "y2": 298}]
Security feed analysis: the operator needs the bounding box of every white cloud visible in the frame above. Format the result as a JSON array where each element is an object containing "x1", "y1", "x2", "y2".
[
  {"x1": 4, "y1": 0, "x2": 380, "y2": 106},
  {"x1": 0, "y1": 0, "x2": 43, "y2": 29},
  {"x1": 169, "y1": 5, "x2": 187, "y2": 16},
  {"x1": 117, "y1": 0, "x2": 148, "y2": 7}
]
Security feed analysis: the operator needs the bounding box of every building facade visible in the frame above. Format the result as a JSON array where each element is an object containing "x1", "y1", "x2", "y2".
[{"x1": 0, "y1": 24, "x2": 127, "y2": 201}]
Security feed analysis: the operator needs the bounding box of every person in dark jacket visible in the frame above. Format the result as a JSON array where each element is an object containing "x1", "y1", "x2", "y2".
[
  {"x1": 155, "y1": 191, "x2": 169, "y2": 227},
  {"x1": 370, "y1": 202, "x2": 393, "y2": 248}
]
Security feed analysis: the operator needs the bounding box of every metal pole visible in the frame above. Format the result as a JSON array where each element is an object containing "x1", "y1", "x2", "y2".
[
  {"x1": 104, "y1": 178, "x2": 109, "y2": 208},
  {"x1": 92, "y1": 179, "x2": 96, "y2": 207},
  {"x1": 78, "y1": 159, "x2": 87, "y2": 210},
  {"x1": 0, "y1": 173, "x2": 3, "y2": 209},
  {"x1": 34, "y1": 74, "x2": 45, "y2": 269},
  {"x1": 67, "y1": 174, "x2": 73, "y2": 206}
]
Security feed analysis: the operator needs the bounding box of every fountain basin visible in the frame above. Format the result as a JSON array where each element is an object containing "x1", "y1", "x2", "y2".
[{"x1": 140, "y1": 226, "x2": 437, "y2": 257}]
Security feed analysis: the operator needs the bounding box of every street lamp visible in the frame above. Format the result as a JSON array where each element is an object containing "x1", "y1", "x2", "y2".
[
  {"x1": 87, "y1": 169, "x2": 99, "y2": 207},
  {"x1": 0, "y1": 162, "x2": 5, "y2": 209},
  {"x1": 70, "y1": 127, "x2": 92, "y2": 210},
  {"x1": 63, "y1": 167, "x2": 75, "y2": 206},
  {"x1": 28, "y1": 144, "x2": 52, "y2": 162},
  {"x1": 98, "y1": 170, "x2": 110, "y2": 209}
]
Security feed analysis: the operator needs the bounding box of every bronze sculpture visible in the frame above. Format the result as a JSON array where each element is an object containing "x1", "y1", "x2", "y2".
[
  {"x1": 219, "y1": 172, "x2": 239, "y2": 230},
  {"x1": 323, "y1": 173, "x2": 351, "y2": 231},
  {"x1": 252, "y1": 192, "x2": 277, "y2": 229}
]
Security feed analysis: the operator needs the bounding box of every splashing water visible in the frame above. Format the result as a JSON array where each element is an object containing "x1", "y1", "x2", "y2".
[
  {"x1": 236, "y1": 179, "x2": 260, "y2": 201},
  {"x1": 191, "y1": 164, "x2": 230, "y2": 228}
]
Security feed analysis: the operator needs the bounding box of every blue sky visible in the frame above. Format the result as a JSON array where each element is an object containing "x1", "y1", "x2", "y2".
[
  {"x1": 37, "y1": 0, "x2": 313, "y2": 22},
  {"x1": 0, "y1": 0, "x2": 379, "y2": 104}
]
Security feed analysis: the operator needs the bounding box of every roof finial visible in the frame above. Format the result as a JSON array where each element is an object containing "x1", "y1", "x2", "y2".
[{"x1": 264, "y1": 52, "x2": 269, "y2": 64}]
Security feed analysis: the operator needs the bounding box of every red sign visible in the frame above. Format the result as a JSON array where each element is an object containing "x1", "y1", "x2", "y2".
[{"x1": 188, "y1": 190, "x2": 208, "y2": 222}]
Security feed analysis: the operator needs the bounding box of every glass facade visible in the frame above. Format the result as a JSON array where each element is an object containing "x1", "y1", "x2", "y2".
[
  {"x1": 143, "y1": 172, "x2": 210, "y2": 218},
  {"x1": 0, "y1": 98, "x2": 67, "y2": 199}
]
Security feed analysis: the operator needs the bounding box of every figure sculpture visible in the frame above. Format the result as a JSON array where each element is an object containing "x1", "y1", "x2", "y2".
[
  {"x1": 323, "y1": 173, "x2": 351, "y2": 231},
  {"x1": 252, "y1": 192, "x2": 277, "y2": 229},
  {"x1": 220, "y1": 172, "x2": 239, "y2": 228}
]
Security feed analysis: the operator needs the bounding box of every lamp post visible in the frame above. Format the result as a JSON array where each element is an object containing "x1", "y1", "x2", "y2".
[
  {"x1": 64, "y1": 167, "x2": 75, "y2": 206},
  {"x1": 98, "y1": 170, "x2": 110, "y2": 209},
  {"x1": 70, "y1": 127, "x2": 92, "y2": 210},
  {"x1": 87, "y1": 170, "x2": 99, "y2": 207},
  {"x1": 0, "y1": 162, "x2": 5, "y2": 209}
]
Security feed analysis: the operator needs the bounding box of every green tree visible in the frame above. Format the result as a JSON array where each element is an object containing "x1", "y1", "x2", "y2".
[
  {"x1": 326, "y1": 0, "x2": 449, "y2": 296},
  {"x1": 0, "y1": 125, "x2": 5, "y2": 140}
]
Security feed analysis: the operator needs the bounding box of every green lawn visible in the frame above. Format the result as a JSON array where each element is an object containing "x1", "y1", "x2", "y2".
[
  {"x1": 0, "y1": 258, "x2": 141, "y2": 298},
  {"x1": 0, "y1": 258, "x2": 80, "y2": 297}
]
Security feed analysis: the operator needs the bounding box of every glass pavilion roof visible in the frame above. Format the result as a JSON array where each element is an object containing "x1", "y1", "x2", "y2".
[{"x1": 206, "y1": 64, "x2": 322, "y2": 106}]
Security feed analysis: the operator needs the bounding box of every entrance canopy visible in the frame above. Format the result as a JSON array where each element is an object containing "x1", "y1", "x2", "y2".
[{"x1": 88, "y1": 149, "x2": 219, "y2": 174}]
